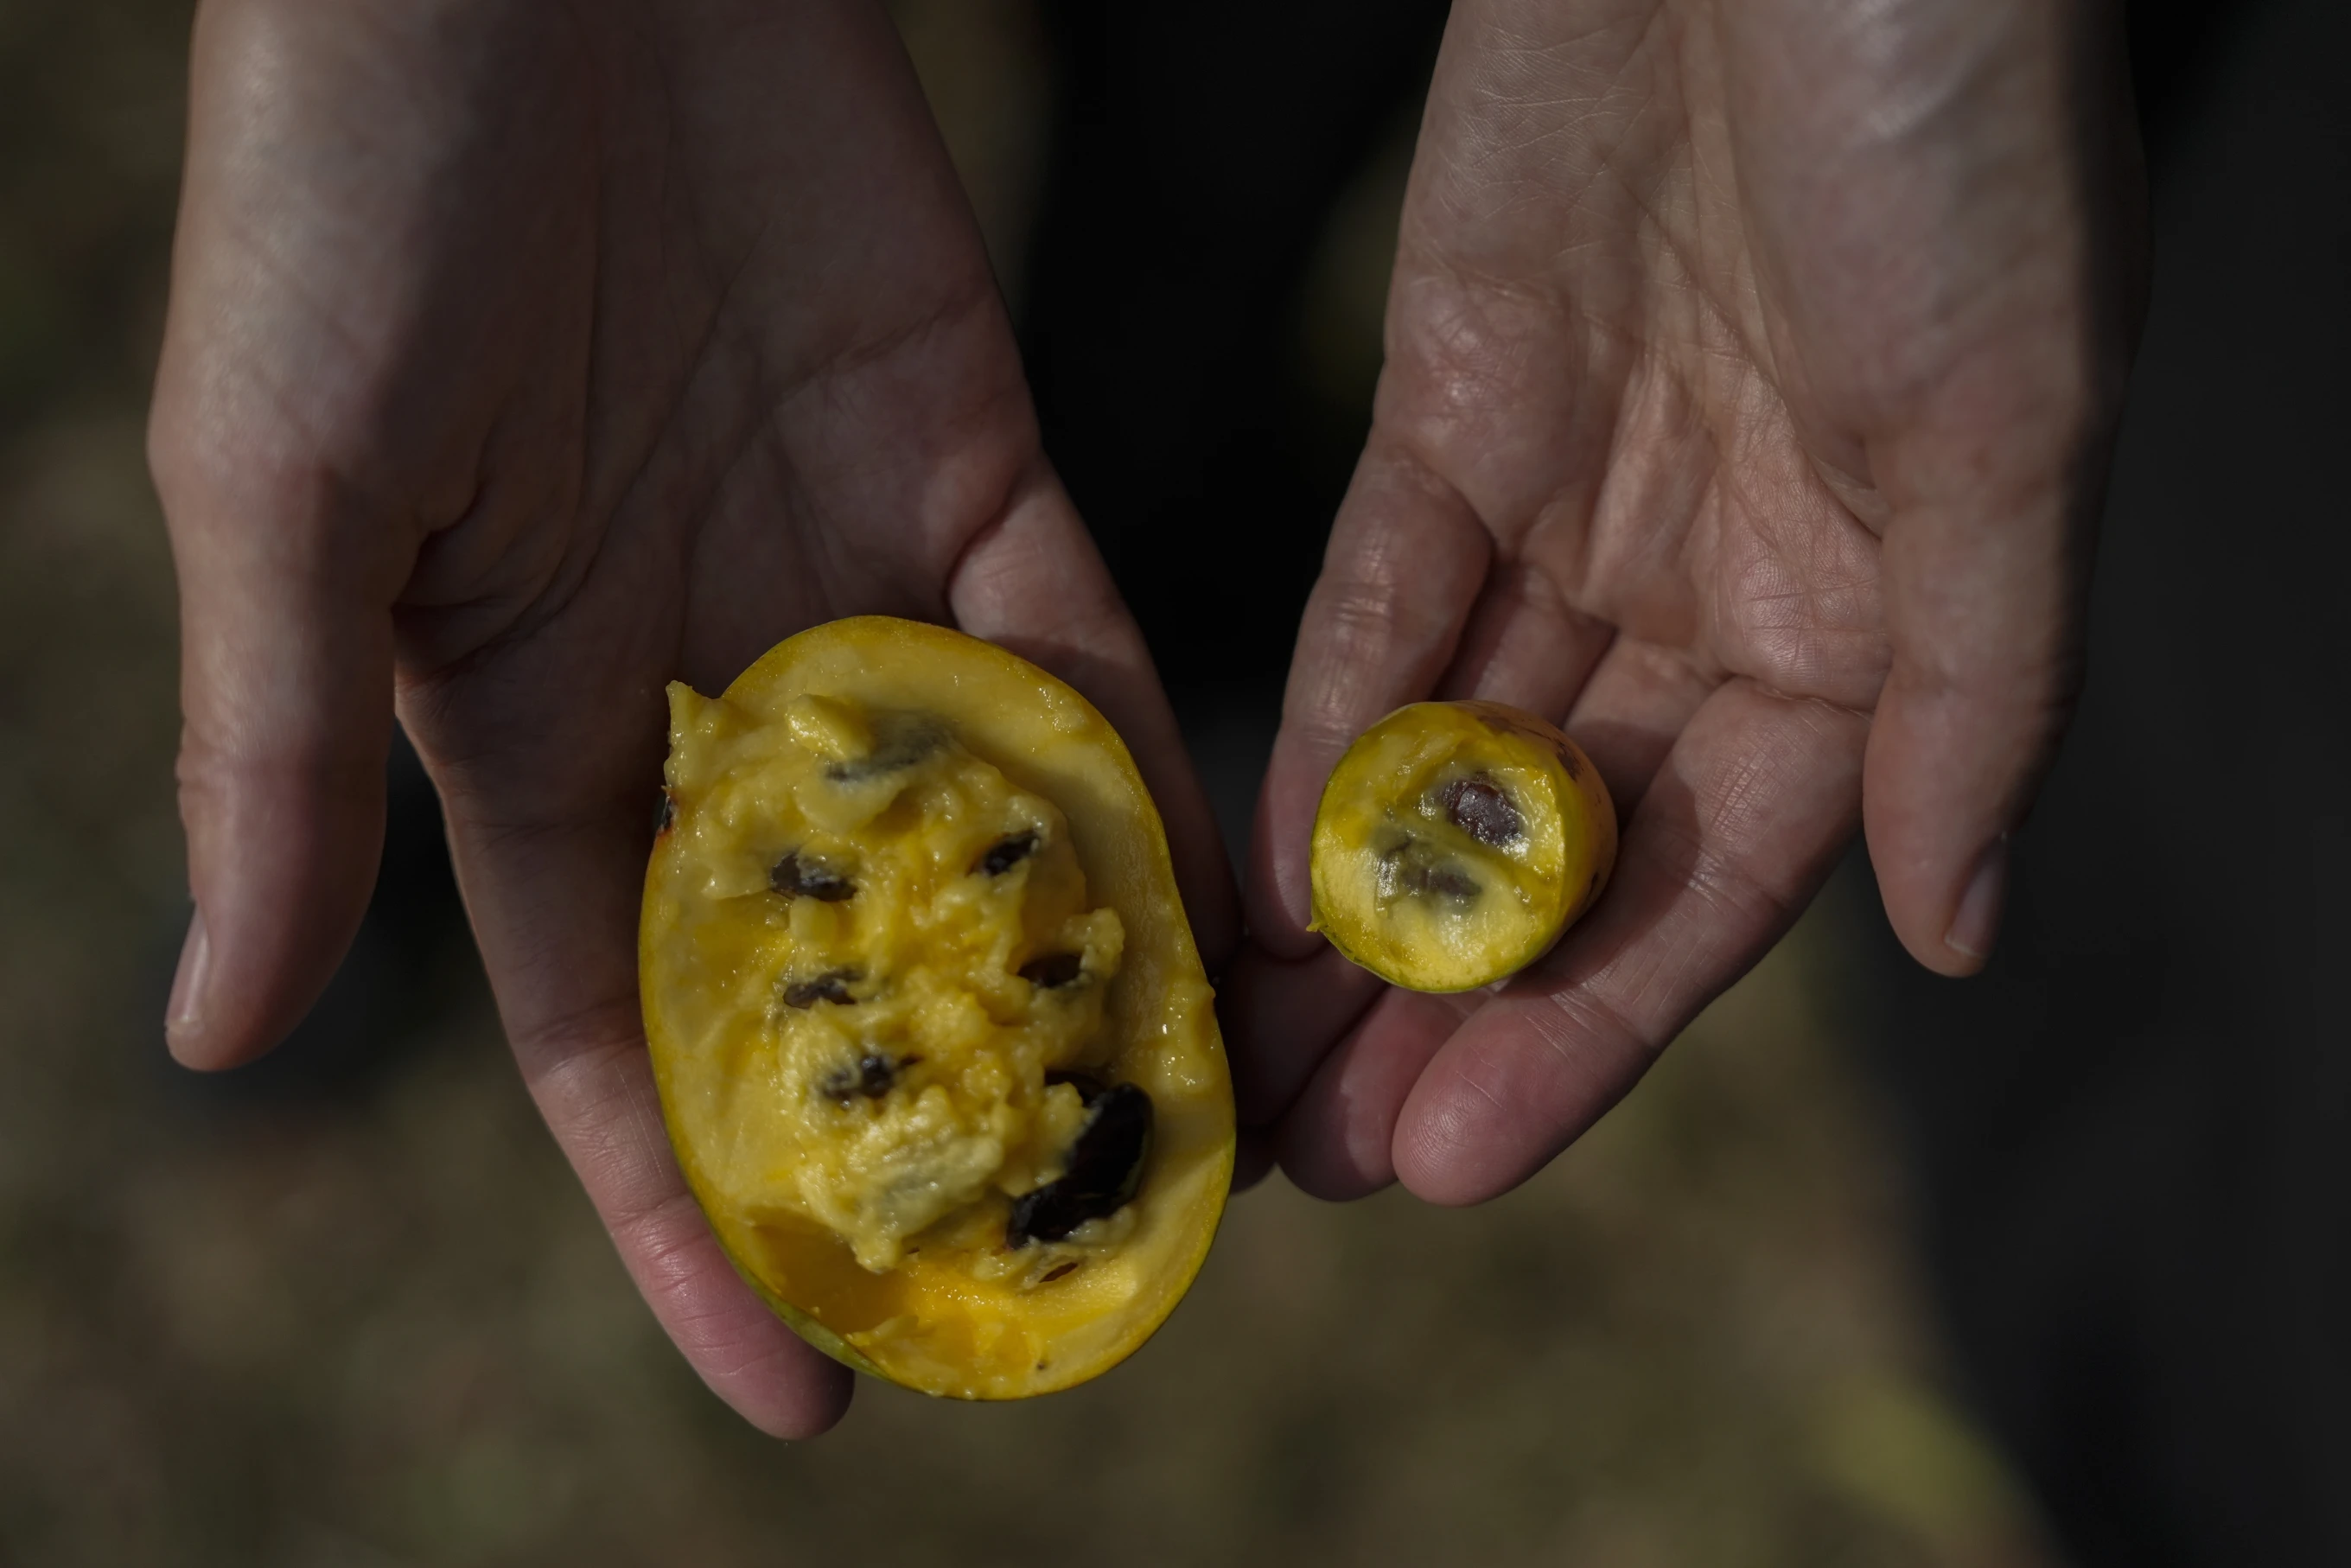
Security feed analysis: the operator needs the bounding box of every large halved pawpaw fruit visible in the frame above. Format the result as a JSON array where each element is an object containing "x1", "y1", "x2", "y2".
[
  {"x1": 1310, "y1": 700, "x2": 1616, "y2": 993},
  {"x1": 640, "y1": 617, "x2": 1233, "y2": 1399}
]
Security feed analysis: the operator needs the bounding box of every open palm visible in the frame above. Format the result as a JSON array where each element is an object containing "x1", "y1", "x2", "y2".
[
  {"x1": 1232, "y1": 0, "x2": 2141, "y2": 1200},
  {"x1": 151, "y1": 0, "x2": 1232, "y2": 1436}
]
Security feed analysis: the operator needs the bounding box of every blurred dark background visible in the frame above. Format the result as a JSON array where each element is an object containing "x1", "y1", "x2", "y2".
[{"x1": 1, "y1": 0, "x2": 2339, "y2": 1563}]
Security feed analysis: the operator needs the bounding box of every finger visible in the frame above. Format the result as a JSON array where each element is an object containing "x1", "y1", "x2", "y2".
[
  {"x1": 1248, "y1": 435, "x2": 1494, "y2": 955},
  {"x1": 1220, "y1": 938, "x2": 1384, "y2": 1127},
  {"x1": 1276, "y1": 986, "x2": 1475, "y2": 1201},
  {"x1": 424, "y1": 760, "x2": 855, "y2": 1437},
  {"x1": 950, "y1": 462, "x2": 1240, "y2": 972},
  {"x1": 1866, "y1": 481, "x2": 2083, "y2": 976},
  {"x1": 1223, "y1": 437, "x2": 1490, "y2": 1131},
  {"x1": 1716, "y1": 0, "x2": 2131, "y2": 978},
  {"x1": 151, "y1": 376, "x2": 405, "y2": 1072},
  {"x1": 397, "y1": 532, "x2": 851, "y2": 1439},
  {"x1": 1559, "y1": 634, "x2": 1718, "y2": 813},
  {"x1": 1430, "y1": 558, "x2": 1616, "y2": 723},
  {"x1": 1392, "y1": 680, "x2": 1867, "y2": 1205}
]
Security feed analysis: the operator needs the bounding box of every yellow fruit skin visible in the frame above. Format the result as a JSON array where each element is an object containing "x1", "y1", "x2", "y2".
[
  {"x1": 640, "y1": 617, "x2": 1233, "y2": 1399},
  {"x1": 1309, "y1": 700, "x2": 1617, "y2": 993}
]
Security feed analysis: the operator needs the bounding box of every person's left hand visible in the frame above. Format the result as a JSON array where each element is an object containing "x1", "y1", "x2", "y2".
[{"x1": 1227, "y1": 0, "x2": 2144, "y2": 1202}]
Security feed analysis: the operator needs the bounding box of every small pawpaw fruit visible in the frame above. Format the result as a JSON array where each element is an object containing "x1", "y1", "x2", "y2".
[
  {"x1": 640, "y1": 617, "x2": 1233, "y2": 1399},
  {"x1": 1309, "y1": 700, "x2": 1616, "y2": 993}
]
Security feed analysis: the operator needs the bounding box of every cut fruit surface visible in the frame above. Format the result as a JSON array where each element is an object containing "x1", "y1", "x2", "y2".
[
  {"x1": 640, "y1": 617, "x2": 1233, "y2": 1399},
  {"x1": 1310, "y1": 700, "x2": 1616, "y2": 993}
]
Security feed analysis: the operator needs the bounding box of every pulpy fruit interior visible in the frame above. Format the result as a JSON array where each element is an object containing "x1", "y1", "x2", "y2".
[
  {"x1": 1310, "y1": 700, "x2": 1616, "y2": 993},
  {"x1": 639, "y1": 618, "x2": 1232, "y2": 1399}
]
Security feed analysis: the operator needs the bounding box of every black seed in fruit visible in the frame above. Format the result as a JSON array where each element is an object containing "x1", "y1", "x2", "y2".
[
  {"x1": 771, "y1": 851, "x2": 855, "y2": 902},
  {"x1": 783, "y1": 967, "x2": 862, "y2": 1008},
  {"x1": 1380, "y1": 838, "x2": 1481, "y2": 906},
  {"x1": 978, "y1": 832, "x2": 1039, "y2": 876},
  {"x1": 1438, "y1": 774, "x2": 1524, "y2": 847},
  {"x1": 1007, "y1": 1083, "x2": 1153, "y2": 1248},
  {"x1": 1405, "y1": 862, "x2": 1482, "y2": 902},
  {"x1": 819, "y1": 1051, "x2": 908, "y2": 1104},
  {"x1": 653, "y1": 789, "x2": 675, "y2": 835},
  {"x1": 1020, "y1": 952, "x2": 1086, "y2": 989},
  {"x1": 1039, "y1": 1262, "x2": 1079, "y2": 1283}
]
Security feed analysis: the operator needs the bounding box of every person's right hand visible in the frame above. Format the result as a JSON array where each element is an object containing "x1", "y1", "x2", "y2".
[{"x1": 150, "y1": 0, "x2": 1233, "y2": 1438}]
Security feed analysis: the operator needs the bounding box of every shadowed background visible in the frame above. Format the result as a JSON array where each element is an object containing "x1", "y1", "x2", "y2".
[{"x1": 3, "y1": 0, "x2": 2329, "y2": 1564}]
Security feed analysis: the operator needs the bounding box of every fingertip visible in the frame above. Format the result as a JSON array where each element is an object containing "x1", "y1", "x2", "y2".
[
  {"x1": 1392, "y1": 1099, "x2": 1540, "y2": 1208},
  {"x1": 1240, "y1": 736, "x2": 1328, "y2": 959},
  {"x1": 170, "y1": 749, "x2": 387, "y2": 1070},
  {"x1": 1276, "y1": 988, "x2": 1464, "y2": 1201},
  {"x1": 1229, "y1": 1126, "x2": 1277, "y2": 1193},
  {"x1": 1220, "y1": 940, "x2": 1383, "y2": 1129},
  {"x1": 1277, "y1": 1058, "x2": 1399, "y2": 1199},
  {"x1": 1863, "y1": 674, "x2": 2037, "y2": 979},
  {"x1": 649, "y1": 1227, "x2": 858, "y2": 1438},
  {"x1": 1390, "y1": 1096, "x2": 1500, "y2": 1209},
  {"x1": 162, "y1": 906, "x2": 214, "y2": 1067},
  {"x1": 1388, "y1": 992, "x2": 1641, "y2": 1209},
  {"x1": 1864, "y1": 704, "x2": 2017, "y2": 978},
  {"x1": 1279, "y1": 1142, "x2": 1394, "y2": 1204},
  {"x1": 1927, "y1": 833, "x2": 2009, "y2": 977},
  {"x1": 722, "y1": 1337, "x2": 857, "y2": 1440}
]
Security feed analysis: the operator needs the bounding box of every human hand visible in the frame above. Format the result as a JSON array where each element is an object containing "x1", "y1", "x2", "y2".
[
  {"x1": 1232, "y1": 0, "x2": 2143, "y2": 1200},
  {"x1": 150, "y1": 0, "x2": 1233, "y2": 1436}
]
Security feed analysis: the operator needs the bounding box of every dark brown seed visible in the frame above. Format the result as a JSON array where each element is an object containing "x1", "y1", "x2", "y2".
[
  {"x1": 1437, "y1": 773, "x2": 1524, "y2": 847},
  {"x1": 1019, "y1": 952, "x2": 1086, "y2": 989},
  {"x1": 977, "y1": 832, "x2": 1039, "y2": 876},
  {"x1": 771, "y1": 850, "x2": 855, "y2": 902},
  {"x1": 783, "y1": 967, "x2": 861, "y2": 1008},
  {"x1": 819, "y1": 1051, "x2": 910, "y2": 1104},
  {"x1": 1038, "y1": 1262, "x2": 1080, "y2": 1284},
  {"x1": 1007, "y1": 1083, "x2": 1152, "y2": 1248},
  {"x1": 823, "y1": 715, "x2": 946, "y2": 782},
  {"x1": 1379, "y1": 833, "x2": 1481, "y2": 905},
  {"x1": 1402, "y1": 861, "x2": 1481, "y2": 903},
  {"x1": 653, "y1": 789, "x2": 675, "y2": 835}
]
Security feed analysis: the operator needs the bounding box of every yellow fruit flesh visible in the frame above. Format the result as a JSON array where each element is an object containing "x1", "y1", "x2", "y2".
[
  {"x1": 640, "y1": 619, "x2": 1232, "y2": 1399},
  {"x1": 1310, "y1": 701, "x2": 1615, "y2": 993}
]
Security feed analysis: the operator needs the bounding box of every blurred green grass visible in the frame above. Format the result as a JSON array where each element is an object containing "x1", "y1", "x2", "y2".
[{"x1": 0, "y1": 3, "x2": 2056, "y2": 1564}]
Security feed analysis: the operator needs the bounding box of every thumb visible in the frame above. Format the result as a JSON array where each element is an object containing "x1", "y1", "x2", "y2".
[{"x1": 152, "y1": 390, "x2": 405, "y2": 1070}]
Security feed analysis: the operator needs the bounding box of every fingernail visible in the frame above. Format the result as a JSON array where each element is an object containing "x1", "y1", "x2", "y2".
[
  {"x1": 1945, "y1": 838, "x2": 2010, "y2": 963},
  {"x1": 166, "y1": 907, "x2": 210, "y2": 1053}
]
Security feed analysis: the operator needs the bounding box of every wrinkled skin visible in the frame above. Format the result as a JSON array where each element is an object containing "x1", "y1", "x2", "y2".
[
  {"x1": 1230, "y1": 0, "x2": 2144, "y2": 1201},
  {"x1": 150, "y1": 0, "x2": 1234, "y2": 1437}
]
